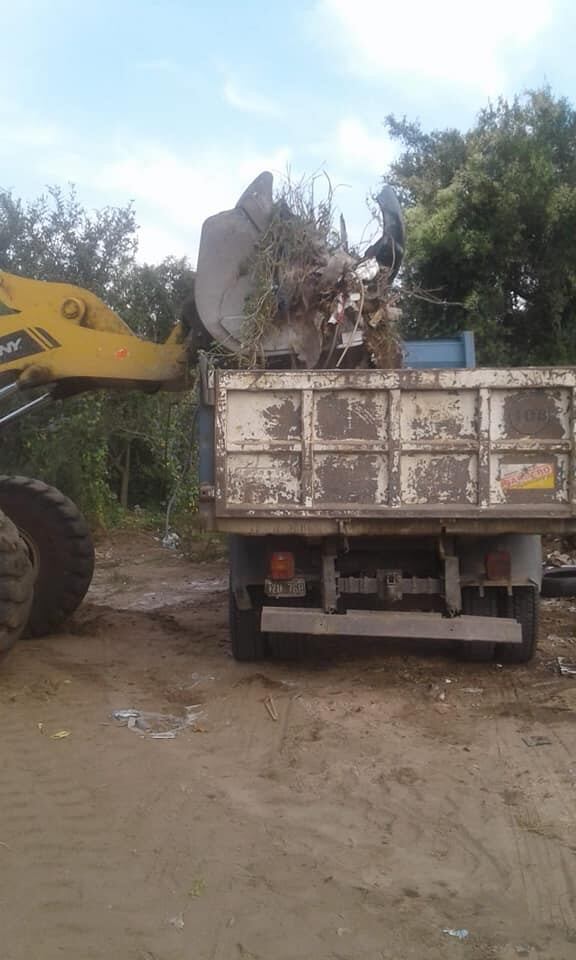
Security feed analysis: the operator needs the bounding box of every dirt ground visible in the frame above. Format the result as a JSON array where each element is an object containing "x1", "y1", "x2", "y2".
[{"x1": 1, "y1": 533, "x2": 576, "y2": 960}]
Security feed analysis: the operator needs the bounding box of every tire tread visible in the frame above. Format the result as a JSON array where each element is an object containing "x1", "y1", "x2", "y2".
[{"x1": 0, "y1": 476, "x2": 94, "y2": 636}]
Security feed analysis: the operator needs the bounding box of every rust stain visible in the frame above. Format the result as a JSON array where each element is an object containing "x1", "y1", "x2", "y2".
[
  {"x1": 403, "y1": 455, "x2": 477, "y2": 505},
  {"x1": 403, "y1": 390, "x2": 478, "y2": 441},
  {"x1": 315, "y1": 391, "x2": 386, "y2": 441},
  {"x1": 314, "y1": 454, "x2": 385, "y2": 503},
  {"x1": 262, "y1": 397, "x2": 301, "y2": 440},
  {"x1": 502, "y1": 390, "x2": 566, "y2": 440},
  {"x1": 226, "y1": 454, "x2": 301, "y2": 506}
]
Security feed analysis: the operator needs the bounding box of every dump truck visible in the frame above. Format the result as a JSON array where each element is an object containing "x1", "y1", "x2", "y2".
[{"x1": 197, "y1": 359, "x2": 576, "y2": 663}]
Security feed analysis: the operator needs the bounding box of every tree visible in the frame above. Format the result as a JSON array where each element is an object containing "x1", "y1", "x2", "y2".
[
  {"x1": 106, "y1": 259, "x2": 196, "y2": 512},
  {"x1": 0, "y1": 187, "x2": 138, "y2": 301},
  {"x1": 386, "y1": 89, "x2": 576, "y2": 365}
]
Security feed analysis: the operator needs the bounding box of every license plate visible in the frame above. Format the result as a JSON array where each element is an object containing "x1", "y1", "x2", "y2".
[{"x1": 265, "y1": 578, "x2": 306, "y2": 598}]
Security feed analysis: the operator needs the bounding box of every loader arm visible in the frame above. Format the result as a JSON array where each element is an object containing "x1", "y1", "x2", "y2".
[{"x1": 0, "y1": 271, "x2": 189, "y2": 405}]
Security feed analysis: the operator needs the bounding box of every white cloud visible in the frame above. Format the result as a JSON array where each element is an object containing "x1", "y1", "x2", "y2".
[
  {"x1": 1, "y1": 123, "x2": 59, "y2": 149},
  {"x1": 91, "y1": 143, "x2": 291, "y2": 263},
  {"x1": 0, "y1": 103, "x2": 61, "y2": 154},
  {"x1": 222, "y1": 80, "x2": 280, "y2": 116},
  {"x1": 313, "y1": 0, "x2": 554, "y2": 93},
  {"x1": 334, "y1": 117, "x2": 396, "y2": 175},
  {"x1": 136, "y1": 222, "x2": 194, "y2": 264}
]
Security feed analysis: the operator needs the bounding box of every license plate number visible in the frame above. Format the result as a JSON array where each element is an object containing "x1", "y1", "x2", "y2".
[{"x1": 265, "y1": 578, "x2": 306, "y2": 598}]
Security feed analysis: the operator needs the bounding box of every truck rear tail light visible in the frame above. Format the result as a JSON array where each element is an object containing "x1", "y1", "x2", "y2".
[
  {"x1": 269, "y1": 552, "x2": 295, "y2": 581},
  {"x1": 485, "y1": 550, "x2": 511, "y2": 580}
]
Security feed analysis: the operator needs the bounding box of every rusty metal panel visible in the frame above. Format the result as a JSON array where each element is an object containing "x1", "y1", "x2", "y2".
[
  {"x1": 491, "y1": 388, "x2": 570, "y2": 441},
  {"x1": 402, "y1": 389, "x2": 478, "y2": 441},
  {"x1": 213, "y1": 368, "x2": 576, "y2": 524},
  {"x1": 226, "y1": 453, "x2": 301, "y2": 505},
  {"x1": 314, "y1": 389, "x2": 388, "y2": 441},
  {"x1": 401, "y1": 453, "x2": 478, "y2": 504},
  {"x1": 226, "y1": 389, "x2": 302, "y2": 443},
  {"x1": 314, "y1": 454, "x2": 388, "y2": 504}
]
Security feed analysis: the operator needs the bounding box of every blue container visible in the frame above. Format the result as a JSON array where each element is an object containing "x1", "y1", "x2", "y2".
[{"x1": 403, "y1": 331, "x2": 475, "y2": 369}]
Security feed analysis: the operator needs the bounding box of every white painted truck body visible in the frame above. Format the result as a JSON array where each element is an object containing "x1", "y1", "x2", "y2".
[{"x1": 204, "y1": 368, "x2": 576, "y2": 533}]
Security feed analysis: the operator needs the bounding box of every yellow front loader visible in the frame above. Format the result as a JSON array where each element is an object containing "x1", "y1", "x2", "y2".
[{"x1": 0, "y1": 270, "x2": 192, "y2": 656}]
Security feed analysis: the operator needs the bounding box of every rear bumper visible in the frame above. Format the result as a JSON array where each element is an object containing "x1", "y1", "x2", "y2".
[{"x1": 261, "y1": 607, "x2": 521, "y2": 644}]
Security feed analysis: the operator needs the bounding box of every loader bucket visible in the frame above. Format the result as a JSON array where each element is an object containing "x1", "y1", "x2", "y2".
[{"x1": 195, "y1": 172, "x2": 279, "y2": 354}]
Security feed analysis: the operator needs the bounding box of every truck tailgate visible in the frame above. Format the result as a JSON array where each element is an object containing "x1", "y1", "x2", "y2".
[{"x1": 212, "y1": 368, "x2": 576, "y2": 528}]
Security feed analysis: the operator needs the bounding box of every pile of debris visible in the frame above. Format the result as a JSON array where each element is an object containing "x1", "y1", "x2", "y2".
[
  {"x1": 192, "y1": 172, "x2": 405, "y2": 369},
  {"x1": 544, "y1": 537, "x2": 576, "y2": 568}
]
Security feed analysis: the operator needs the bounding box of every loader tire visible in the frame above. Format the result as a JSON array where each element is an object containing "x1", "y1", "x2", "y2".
[
  {"x1": 0, "y1": 509, "x2": 34, "y2": 655},
  {"x1": 0, "y1": 477, "x2": 94, "y2": 637}
]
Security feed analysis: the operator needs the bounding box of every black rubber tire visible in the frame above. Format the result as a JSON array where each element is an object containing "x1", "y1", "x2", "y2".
[
  {"x1": 269, "y1": 633, "x2": 305, "y2": 661},
  {"x1": 0, "y1": 509, "x2": 34, "y2": 655},
  {"x1": 458, "y1": 587, "x2": 497, "y2": 662},
  {"x1": 229, "y1": 587, "x2": 267, "y2": 662},
  {"x1": 498, "y1": 586, "x2": 539, "y2": 663},
  {"x1": 0, "y1": 476, "x2": 94, "y2": 637},
  {"x1": 541, "y1": 570, "x2": 576, "y2": 598}
]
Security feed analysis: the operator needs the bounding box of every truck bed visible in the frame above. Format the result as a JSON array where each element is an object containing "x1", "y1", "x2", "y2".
[{"x1": 202, "y1": 367, "x2": 576, "y2": 535}]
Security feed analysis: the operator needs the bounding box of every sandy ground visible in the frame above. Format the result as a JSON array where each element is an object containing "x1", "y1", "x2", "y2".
[{"x1": 1, "y1": 532, "x2": 576, "y2": 960}]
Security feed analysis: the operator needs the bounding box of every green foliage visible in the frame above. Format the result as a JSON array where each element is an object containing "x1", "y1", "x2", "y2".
[
  {"x1": 0, "y1": 187, "x2": 137, "y2": 302},
  {"x1": 386, "y1": 88, "x2": 576, "y2": 364},
  {"x1": 0, "y1": 186, "x2": 196, "y2": 525}
]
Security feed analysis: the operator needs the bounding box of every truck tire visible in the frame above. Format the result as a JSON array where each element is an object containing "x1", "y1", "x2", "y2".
[
  {"x1": 269, "y1": 633, "x2": 305, "y2": 660},
  {"x1": 541, "y1": 567, "x2": 576, "y2": 598},
  {"x1": 498, "y1": 586, "x2": 539, "y2": 664},
  {"x1": 229, "y1": 586, "x2": 267, "y2": 661},
  {"x1": 0, "y1": 509, "x2": 34, "y2": 655},
  {"x1": 458, "y1": 587, "x2": 497, "y2": 662},
  {"x1": 0, "y1": 477, "x2": 95, "y2": 637}
]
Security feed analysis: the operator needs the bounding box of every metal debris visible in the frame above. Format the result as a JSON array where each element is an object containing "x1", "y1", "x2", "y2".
[
  {"x1": 557, "y1": 657, "x2": 576, "y2": 677},
  {"x1": 161, "y1": 531, "x2": 181, "y2": 550},
  {"x1": 522, "y1": 736, "x2": 552, "y2": 747},
  {"x1": 190, "y1": 672, "x2": 216, "y2": 687},
  {"x1": 264, "y1": 696, "x2": 279, "y2": 721},
  {"x1": 443, "y1": 928, "x2": 469, "y2": 940},
  {"x1": 112, "y1": 707, "x2": 204, "y2": 739},
  {"x1": 50, "y1": 730, "x2": 71, "y2": 740},
  {"x1": 168, "y1": 913, "x2": 185, "y2": 930}
]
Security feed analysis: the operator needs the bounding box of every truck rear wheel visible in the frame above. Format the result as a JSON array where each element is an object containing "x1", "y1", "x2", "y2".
[
  {"x1": 0, "y1": 477, "x2": 95, "y2": 637},
  {"x1": 499, "y1": 586, "x2": 539, "y2": 663},
  {"x1": 0, "y1": 509, "x2": 34, "y2": 655},
  {"x1": 458, "y1": 587, "x2": 497, "y2": 662},
  {"x1": 269, "y1": 633, "x2": 305, "y2": 660},
  {"x1": 229, "y1": 586, "x2": 267, "y2": 661}
]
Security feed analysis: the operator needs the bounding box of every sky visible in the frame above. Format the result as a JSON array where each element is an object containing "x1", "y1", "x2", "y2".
[{"x1": 2, "y1": 0, "x2": 576, "y2": 265}]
